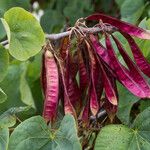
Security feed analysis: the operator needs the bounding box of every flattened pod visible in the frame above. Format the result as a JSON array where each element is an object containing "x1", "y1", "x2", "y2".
[
  {"x1": 85, "y1": 40, "x2": 99, "y2": 116},
  {"x1": 122, "y1": 33, "x2": 150, "y2": 78},
  {"x1": 112, "y1": 35, "x2": 150, "y2": 97},
  {"x1": 86, "y1": 13, "x2": 150, "y2": 39},
  {"x1": 105, "y1": 34, "x2": 149, "y2": 98},
  {"x1": 99, "y1": 60, "x2": 118, "y2": 105},
  {"x1": 60, "y1": 36, "x2": 70, "y2": 59},
  {"x1": 58, "y1": 61, "x2": 77, "y2": 118},
  {"x1": 42, "y1": 50, "x2": 59, "y2": 122},
  {"x1": 77, "y1": 40, "x2": 89, "y2": 92},
  {"x1": 89, "y1": 34, "x2": 110, "y2": 64}
]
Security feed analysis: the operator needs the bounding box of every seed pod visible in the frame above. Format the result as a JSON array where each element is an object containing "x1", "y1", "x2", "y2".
[
  {"x1": 105, "y1": 34, "x2": 150, "y2": 98},
  {"x1": 89, "y1": 34, "x2": 110, "y2": 64},
  {"x1": 86, "y1": 13, "x2": 150, "y2": 39},
  {"x1": 77, "y1": 40, "x2": 89, "y2": 94},
  {"x1": 122, "y1": 33, "x2": 150, "y2": 78},
  {"x1": 85, "y1": 40, "x2": 99, "y2": 116},
  {"x1": 99, "y1": 59, "x2": 118, "y2": 105},
  {"x1": 112, "y1": 35, "x2": 150, "y2": 97},
  {"x1": 58, "y1": 60, "x2": 77, "y2": 118},
  {"x1": 59, "y1": 36, "x2": 70, "y2": 59},
  {"x1": 42, "y1": 49, "x2": 59, "y2": 122}
]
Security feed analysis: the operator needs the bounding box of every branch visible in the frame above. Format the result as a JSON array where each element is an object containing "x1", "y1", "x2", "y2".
[
  {"x1": 0, "y1": 26, "x2": 117, "y2": 46},
  {"x1": 45, "y1": 26, "x2": 116, "y2": 40}
]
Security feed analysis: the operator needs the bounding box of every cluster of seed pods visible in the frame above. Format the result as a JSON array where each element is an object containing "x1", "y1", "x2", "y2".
[{"x1": 41, "y1": 13, "x2": 150, "y2": 125}]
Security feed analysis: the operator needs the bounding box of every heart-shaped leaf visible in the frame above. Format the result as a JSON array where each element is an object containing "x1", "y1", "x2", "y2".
[
  {"x1": 1, "y1": 7, "x2": 45, "y2": 61},
  {"x1": 8, "y1": 115, "x2": 81, "y2": 150},
  {"x1": 95, "y1": 106, "x2": 150, "y2": 150}
]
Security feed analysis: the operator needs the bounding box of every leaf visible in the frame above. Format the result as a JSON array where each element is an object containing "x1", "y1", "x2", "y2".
[
  {"x1": 0, "y1": 107, "x2": 30, "y2": 128},
  {"x1": 120, "y1": 0, "x2": 145, "y2": 24},
  {"x1": 2, "y1": 7, "x2": 45, "y2": 61},
  {"x1": 95, "y1": 106, "x2": 150, "y2": 150},
  {"x1": 8, "y1": 115, "x2": 81, "y2": 150},
  {"x1": 139, "y1": 99, "x2": 150, "y2": 112},
  {"x1": 136, "y1": 18, "x2": 150, "y2": 61},
  {"x1": 115, "y1": 0, "x2": 125, "y2": 7},
  {"x1": 63, "y1": 0, "x2": 93, "y2": 25},
  {"x1": 20, "y1": 62, "x2": 35, "y2": 109},
  {"x1": 40, "y1": 9, "x2": 65, "y2": 33},
  {"x1": 0, "y1": 0, "x2": 30, "y2": 16},
  {"x1": 27, "y1": 52, "x2": 42, "y2": 82},
  {"x1": 0, "y1": 128, "x2": 9, "y2": 150},
  {"x1": 0, "y1": 20, "x2": 6, "y2": 40},
  {"x1": 117, "y1": 83, "x2": 140, "y2": 125},
  {"x1": 0, "y1": 88, "x2": 7, "y2": 103},
  {"x1": 0, "y1": 63, "x2": 26, "y2": 113},
  {"x1": 95, "y1": 125, "x2": 133, "y2": 150},
  {"x1": 0, "y1": 45, "x2": 9, "y2": 82}
]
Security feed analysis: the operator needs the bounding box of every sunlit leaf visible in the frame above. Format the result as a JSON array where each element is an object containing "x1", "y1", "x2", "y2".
[
  {"x1": 95, "y1": 106, "x2": 150, "y2": 150},
  {"x1": 2, "y1": 7, "x2": 45, "y2": 61}
]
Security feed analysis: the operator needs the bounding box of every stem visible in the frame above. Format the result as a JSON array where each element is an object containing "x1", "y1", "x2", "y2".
[
  {"x1": 46, "y1": 26, "x2": 116, "y2": 40},
  {"x1": 0, "y1": 26, "x2": 116, "y2": 46}
]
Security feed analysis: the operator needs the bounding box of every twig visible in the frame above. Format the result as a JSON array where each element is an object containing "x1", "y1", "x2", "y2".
[
  {"x1": 45, "y1": 26, "x2": 116, "y2": 40},
  {"x1": 0, "y1": 26, "x2": 117, "y2": 46}
]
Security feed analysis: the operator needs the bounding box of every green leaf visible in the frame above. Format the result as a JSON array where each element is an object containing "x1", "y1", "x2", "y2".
[
  {"x1": 0, "y1": 107, "x2": 30, "y2": 128},
  {"x1": 0, "y1": 0, "x2": 30, "y2": 16},
  {"x1": 40, "y1": 9, "x2": 65, "y2": 33},
  {"x1": 136, "y1": 18, "x2": 150, "y2": 61},
  {"x1": 8, "y1": 115, "x2": 81, "y2": 150},
  {"x1": 0, "y1": 45, "x2": 9, "y2": 82},
  {"x1": 63, "y1": 0, "x2": 93, "y2": 25},
  {"x1": 27, "y1": 52, "x2": 42, "y2": 82},
  {"x1": 117, "y1": 83, "x2": 140, "y2": 125},
  {"x1": 139, "y1": 99, "x2": 150, "y2": 112},
  {"x1": 0, "y1": 88, "x2": 7, "y2": 103},
  {"x1": 20, "y1": 62, "x2": 35, "y2": 109},
  {"x1": 95, "y1": 125, "x2": 133, "y2": 150},
  {"x1": 95, "y1": 106, "x2": 150, "y2": 150},
  {"x1": 0, "y1": 20, "x2": 6, "y2": 40},
  {"x1": 120, "y1": 0, "x2": 145, "y2": 24},
  {"x1": 115, "y1": 0, "x2": 125, "y2": 7},
  {"x1": 2, "y1": 7, "x2": 45, "y2": 61},
  {"x1": 0, "y1": 63, "x2": 25, "y2": 113},
  {"x1": 0, "y1": 128, "x2": 9, "y2": 150}
]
